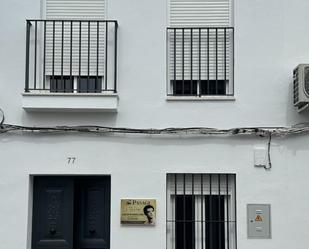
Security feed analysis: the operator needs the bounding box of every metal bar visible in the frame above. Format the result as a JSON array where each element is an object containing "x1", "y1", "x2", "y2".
[
  {"x1": 105, "y1": 21, "x2": 108, "y2": 91},
  {"x1": 34, "y1": 21, "x2": 37, "y2": 90},
  {"x1": 174, "y1": 174, "x2": 177, "y2": 249},
  {"x1": 173, "y1": 28, "x2": 176, "y2": 94},
  {"x1": 70, "y1": 21, "x2": 73, "y2": 90},
  {"x1": 198, "y1": 28, "x2": 201, "y2": 96},
  {"x1": 166, "y1": 175, "x2": 169, "y2": 249},
  {"x1": 183, "y1": 174, "x2": 186, "y2": 249},
  {"x1": 209, "y1": 174, "x2": 212, "y2": 249},
  {"x1": 226, "y1": 174, "x2": 230, "y2": 249},
  {"x1": 114, "y1": 22, "x2": 118, "y2": 93},
  {"x1": 27, "y1": 19, "x2": 119, "y2": 23},
  {"x1": 167, "y1": 26, "x2": 233, "y2": 30},
  {"x1": 25, "y1": 21, "x2": 31, "y2": 92},
  {"x1": 43, "y1": 21, "x2": 46, "y2": 90},
  {"x1": 26, "y1": 88, "x2": 85, "y2": 91},
  {"x1": 207, "y1": 28, "x2": 210, "y2": 94},
  {"x1": 166, "y1": 29, "x2": 169, "y2": 95},
  {"x1": 218, "y1": 174, "x2": 221, "y2": 249},
  {"x1": 79, "y1": 21, "x2": 81, "y2": 90},
  {"x1": 232, "y1": 29, "x2": 235, "y2": 96},
  {"x1": 24, "y1": 87, "x2": 126, "y2": 92},
  {"x1": 191, "y1": 174, "x2": 195, "y2": 249},
  {"x1": 201, "y1": 174, "x2": 203, "y2": 249},
  {"x1": 224, "y1": 28, "x2": 227, "y2": 85},
  {"x1": 87, "y1": 21, "x2": 90, "y2": 93},
  {"x1": 190, "y1": 28, "x2": 193, "y2": 95},
  {"x1": 61, "y1": 21, "x2": 64, "y2": 92},
  {"x1": 182, "y1": 28, "x2": 184, "y2": 95},
  {"x1": 170, "y1": 175, "x2": 174, "y2": 249},
  {"x1": 234, "y1": 175, "x2": 237, "y2": 249},
  {"x1": 96, "y1": 21, "x2": 99, "y2": 92},
  {"x1": 52, "y1": 20, "x2": 55, "y2": 91},
  {"x1": 215, "y1": 28, "x2": 218, "y2": 95},
  {"x1": 167, "y1": 219, "x2": 236, "y2": 223}
]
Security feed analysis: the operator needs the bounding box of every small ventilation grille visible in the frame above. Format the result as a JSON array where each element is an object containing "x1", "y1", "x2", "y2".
[
  {"x1": 293, "y1": 68, "x2": 299, "y2": 104},
  {"x1": 304, "y1": 66, "x2": 309, "y2": 96}
]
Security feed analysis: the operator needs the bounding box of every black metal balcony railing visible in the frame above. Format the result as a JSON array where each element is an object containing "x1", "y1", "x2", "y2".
[
  {"x1": 167, "y1": 27, "x2": 234, "y2": 96},
  {"x1": 25, "y1": 19, "x2": 118, "y2": 93}
]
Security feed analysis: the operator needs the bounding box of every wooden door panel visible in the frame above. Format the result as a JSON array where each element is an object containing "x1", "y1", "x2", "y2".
[
  {"x1": 32, "y1": 176, "x2": 110, "y2": 249},
  {"x1": 32, "y1": 177, "x2": 74, "y2": 249},
  {"x1": 76, "y1": 177, "x2": 110, "y2": 249}
]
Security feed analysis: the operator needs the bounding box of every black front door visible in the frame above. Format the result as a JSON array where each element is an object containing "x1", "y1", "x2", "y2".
[
  {"x1": 75, "y1": 178, "x2": 110, "y2": 249},
  {"x1": 32, "y1": 176, "x2": 110, "y2": 249}
]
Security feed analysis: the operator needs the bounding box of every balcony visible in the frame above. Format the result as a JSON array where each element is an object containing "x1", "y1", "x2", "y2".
[
  {"x1": 166, "y1": 27, "x2": 234, "y2": 100},
  {"x1": 22, "y1": 19, "x2": 118, "y2": 112}
]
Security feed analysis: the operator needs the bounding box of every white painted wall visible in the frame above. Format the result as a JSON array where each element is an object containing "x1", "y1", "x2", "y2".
[
  {"x1": 1, "y1": 0, "x2": 309, "y2": 249},
  {"x1": 1, "y1": 135, "x2": 309, "y2": 249}
]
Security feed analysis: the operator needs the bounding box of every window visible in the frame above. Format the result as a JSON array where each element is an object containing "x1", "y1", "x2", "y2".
[
  {"x1": 172, "y1": 80, "x2": 226, "y2": 96},
  {"x1": 31, "y1": 176, "x2": 110, "y2": 249},
  {"x1": 25, "y1": 0, "x2": 118, "y2": 94},
  {"x1": 78, "y1": 76, "x2": 103, "y2": 93},
  {"x1": 167, "y1": 174, "x2": 236, "y2": 249},
  {"x1": 50, "y1": 76, "x2": 73, "y2": 93},
  {"x1": 50, "y1": 76, "x2": 103, "y2": 93},
  {"x1": 167, "y1": 0, "x2": 234, "y2": 97}
]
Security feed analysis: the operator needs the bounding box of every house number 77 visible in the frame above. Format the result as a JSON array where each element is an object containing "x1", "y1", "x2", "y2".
[{"x1": 67, "y1": 157, "x2": 76, "y2": 164}]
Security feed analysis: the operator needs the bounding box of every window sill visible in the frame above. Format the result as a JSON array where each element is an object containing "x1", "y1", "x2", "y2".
[
  {"x1": 22, "y1": 92, "x2": 118, "y2": 97},
  {"x1": 166, "y1": 96, "x2": 235, "y2": 101},
  {"x1": 22, "y1": 92, "x2": 118, "y2": 112}
]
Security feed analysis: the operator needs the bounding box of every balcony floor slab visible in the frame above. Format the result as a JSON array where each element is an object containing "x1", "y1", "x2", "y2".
[{"x1": 22, "y1": 93, "x2": 118, "y2": 112}]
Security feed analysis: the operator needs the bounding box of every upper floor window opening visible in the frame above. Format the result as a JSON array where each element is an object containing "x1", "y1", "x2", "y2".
[
  {"x1": 167, "y1": 0, "x2": 234, "y2": 98},
  {"x1": 25, "y1": 0, "x2": 118, "y2": 94}
]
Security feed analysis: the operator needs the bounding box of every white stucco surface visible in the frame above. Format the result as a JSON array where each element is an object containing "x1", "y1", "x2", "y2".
[
  {"x1": 1, "y1": 0, "x2": 309, "y2": 248},
  {"x1": 1, "y1": 134, "x2": 309, "y2": 249}
]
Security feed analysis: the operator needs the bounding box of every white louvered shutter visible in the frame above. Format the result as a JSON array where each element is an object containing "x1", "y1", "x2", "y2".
[
  {"x1": 168, "y1": 0, "x2": 233, "y2": 83},
  {"x1": 169, "y1": 0, "x2": 230, "y2": 27},
  {"x1": 44, "y1": 0, "x2": 106, "y2": 76}
]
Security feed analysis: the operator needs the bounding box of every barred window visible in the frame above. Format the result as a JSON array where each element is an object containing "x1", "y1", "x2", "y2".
[
  {"x1": 167, "y1": 0, "x2": 234, "y2": 97},
  {"x1": 167, "y1": 174, "x2": 236, "y2": 249}
]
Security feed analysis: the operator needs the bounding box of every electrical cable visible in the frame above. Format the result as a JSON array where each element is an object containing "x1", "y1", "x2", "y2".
[
  {"x1": 3, "y1": 109, "x2": 309, "y2": 171},
  {"x1": 0, "y1": 108, "x2": 4, "y2": 127},
  {"x1": 0, "y1": 123, "x2": 309, "y2": 137},
  {"x1": 265, "y1": 132, "x2": 272, "y2": 170}
]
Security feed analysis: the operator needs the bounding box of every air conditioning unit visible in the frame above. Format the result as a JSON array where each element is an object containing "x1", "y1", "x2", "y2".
[{"x1": 293, "y1": 64, "x2": 309, "y2": 112}]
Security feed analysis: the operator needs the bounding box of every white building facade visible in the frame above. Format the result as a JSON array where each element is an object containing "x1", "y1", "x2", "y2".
[{"x1": 1, "y1": 0, "x2": 309, "y2": 249}]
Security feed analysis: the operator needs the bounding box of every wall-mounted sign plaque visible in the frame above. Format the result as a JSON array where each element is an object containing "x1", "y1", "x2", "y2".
[{"x1": 121, "y1": 199, "x2": 156, "y2": 225}]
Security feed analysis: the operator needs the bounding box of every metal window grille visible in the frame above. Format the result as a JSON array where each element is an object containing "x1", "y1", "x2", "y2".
[
  {"x1": 167, "y1": 173, "x2": 237, "y2": 249},
  {"x1": 166, "y1": 28, "x2": 234, "y2": 96},
  {"x1": 25, "y1": 19, "x2": 118, "y2": 93}
]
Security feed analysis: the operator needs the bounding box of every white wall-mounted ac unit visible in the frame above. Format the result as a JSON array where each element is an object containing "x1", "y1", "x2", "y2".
[{"x1": 293, "y1": 64, "x2": 309, "y2": 112}]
